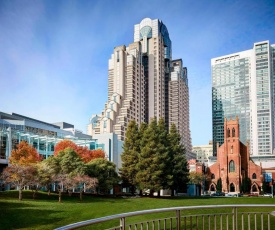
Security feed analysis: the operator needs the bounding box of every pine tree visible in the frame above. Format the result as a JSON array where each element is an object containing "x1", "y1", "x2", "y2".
[
  {"x1": 216, "y1": 178, "x2": 222, "y2": 192},
  {"x1": 167, "y1": 123, "x2": 189, "y2": 195},
  {"x1": 119, "y1": 120, "x2": 140, "y2": 194},
  {"x1": 157, "y1": 118, "x2": 172, "y2": 192},
  {"x1": 136, "y1": 117, "x2": 163, "y2": 196},
  {"x1": 241, "y1": 177, "x2": 251, "y2": 193}
]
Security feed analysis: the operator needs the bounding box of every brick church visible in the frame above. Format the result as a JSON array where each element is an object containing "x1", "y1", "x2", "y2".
[{"x1": 207, "y1": 117, "x2": 262, "y2": 194}]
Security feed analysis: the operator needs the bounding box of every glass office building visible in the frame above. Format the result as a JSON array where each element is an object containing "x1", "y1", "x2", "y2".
[{"x1": 212, "y1": 41, "x2": 275, "y2": 157}]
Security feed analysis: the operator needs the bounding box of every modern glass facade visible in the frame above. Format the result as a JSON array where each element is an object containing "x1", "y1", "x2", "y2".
[
  {"x1": 212, "y1": 54, "x2": 251, "y2": 155},
  {"x1": 254, "y1": 42, "x2": 272, "y2": 155},
  {"x1": 0, "y1": 111, "x2": 99, "y2": 166},
  {"x1": 212, "y1": 41, "x2": 275, "y2": 157}
]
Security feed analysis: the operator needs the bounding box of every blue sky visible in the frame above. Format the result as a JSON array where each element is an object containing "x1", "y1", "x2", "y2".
[{"x1": 1, "y1": 0, "x2": 275, "y2": 145}]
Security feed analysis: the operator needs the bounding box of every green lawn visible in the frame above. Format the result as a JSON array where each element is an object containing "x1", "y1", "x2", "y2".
[{"x1": 1, "y1": 191, "x2": 275, "y2": 230}]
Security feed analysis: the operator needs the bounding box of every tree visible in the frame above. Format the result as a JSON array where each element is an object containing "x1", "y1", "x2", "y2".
[
  {"x1": 9, "y1": 140, "x2": 42, "y2": 165},
  {"x1": 79, "y1": 148, "x2": 105, "y2": 163},
  {"x1": 45, "y1": 148, "x2": 85, "y2": 202},
  {"x1": 157, "y1": 118, "x2": 172, "y2": 193},
  {"x1": 119, "y1": 120, "x2": 140, "y2": 194},
  {"x1": 73, "y1": 174, "x2": 98, "y2": 201},
  {"x1": 86, "y1": 158, "x2": 119, "y2": 194},
  {"x1": 1, "y1": 164, "x2": 36, "y2": 200},
  {"x1": 54, "y1": 140, "x2": 78, "y2": 156},
  {"x1": 136, "y1": 118, "x2": 164, "y2": 196},
  {"x1": 241, "y1": 177, "x2": 251, "y2": 193},
  {"x1": 36, "y1": 161, "x2": 55, "y2": 196},
  {"x1": 216, "y1": 178, "x2": 222, "y2": 192},
  {"x1": 168, "y1": 123, "x2": 189, "y2": 195},
  {"x1": 52, "y1": 173, "x2": 70, "y2": 203},
  {"x1": 48, "y1": 148, "x2": 85, "y2": 176},
  {"x1": 54, "y1": 140, "x2": 105, "y2": 163},
  {"x1": 188, "y1": 172, "x2": 205, "y2": 185}
]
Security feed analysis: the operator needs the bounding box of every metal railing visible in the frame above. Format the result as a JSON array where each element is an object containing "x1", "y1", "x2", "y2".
[{"x1": 55, "y1": 204, "x2": 275, "y2": 230}]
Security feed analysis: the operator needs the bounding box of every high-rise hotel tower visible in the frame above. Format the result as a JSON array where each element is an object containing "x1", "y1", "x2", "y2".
[
  {"x1": 88, "y1": 18, "x2": 192, "y2": 156},
  {"x1": 212, "y1": 41, "x2": 275, "y2": 160}
]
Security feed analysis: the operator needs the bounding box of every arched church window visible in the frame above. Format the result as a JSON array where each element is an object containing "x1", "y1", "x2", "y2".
[
  {"x1": 252, "y1": 173, "x2": 256, "y2": 179},
  {"x1": 232, "y1": 128, "x2": 235, "y2": 137},
  {"x1": 229, "y1": 160, "x2": 235, "y2": 172},
  {"x1": 227, "y1": 128, "x2": 230, "y2": 137},
  {"x1": 211, "y1": 174, "x2": 215, "y2": 179}
]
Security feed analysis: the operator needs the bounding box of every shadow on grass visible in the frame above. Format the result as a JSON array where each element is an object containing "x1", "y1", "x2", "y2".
[{"x1": 0, "y1": 200, "x2": 63, "y2": 229}]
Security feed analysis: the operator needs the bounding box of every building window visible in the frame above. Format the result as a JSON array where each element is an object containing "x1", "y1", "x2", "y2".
[
  {"x1": 252, "y1": 173, "x2": 257, "y2": 179},
  {"x1": 107, "y1": 112, "x2": 110, "y2": 118},
  {"x1": 227, "y1": 128, "x2": 230, "y2": 137},
  {"x1": 211, "y1": 174, "x2": 215, "y2": 179},
  {"x1": 116, "y1": 51, "x2": 119, "y2": 62},
  {"x1": 232, "y1": 128, "x2": 235, "y2": 137},
  {"x1": 103, "y1": 121, "x2": 107, "y2": 128},
  {"x1": 229, "y1": 160, "x2": 235, "y2": 172}
]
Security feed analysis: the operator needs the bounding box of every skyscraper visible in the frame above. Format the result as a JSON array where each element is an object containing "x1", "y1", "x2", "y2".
[
  {"x1": 88, "y1": 18, "x2": 191, "y2": 155},
  {"x1": 212, "y1": 41, "x2": 275, "y2": 158}
]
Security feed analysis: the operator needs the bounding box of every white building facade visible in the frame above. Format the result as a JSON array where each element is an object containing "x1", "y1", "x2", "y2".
[
  {"x1": 192, "y1": 141, "x2": 213, "y2": 163},
  {"x1": 88, "y1": 18, "x2": 192, "y2": 156}
]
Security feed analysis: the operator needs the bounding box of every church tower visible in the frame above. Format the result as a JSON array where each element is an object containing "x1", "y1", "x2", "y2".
[{"x1": 218, "y1": 117, "x2": 242, "y2": 193}]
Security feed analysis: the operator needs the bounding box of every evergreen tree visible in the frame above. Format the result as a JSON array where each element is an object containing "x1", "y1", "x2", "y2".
[
  {"x1": 167, "y1": 123, "x2": 189, "y2": 195},
  {"x1": 86, "y1": 158, "x2": 119, "y2": 194},
  {"x1": 216, "y1": 178, "x2": 222, "y2": 192},
  {"x1": 119, "y1": 120, "x2": 140, "y2": 194},
  {"x1": 139, "y1": 122, "x2": 148, "y2": 137},
  {"x1": 157, "y1": 118, "x2": 172, "y2": 191},
  {"x1": 136, "y1": 117, "x2": 163, "y2": 196},
  {"x1": 241, "y1": 177, "x2": 251, "y2": 193}
]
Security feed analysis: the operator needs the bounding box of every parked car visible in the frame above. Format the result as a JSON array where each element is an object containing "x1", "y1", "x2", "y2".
[
  {"x1": 248, "y1": 193, "x2": 259, "y2": 197},
  {"x1": 211, "y1": 192, "x2": 225, "y2": 196},
  {"x1": 262, "y1": 193, "x2": 272, "y2": 197},
  {"x1": 224, "y1": 193, "x2": 242, "y2": 197},
  {"x1": 225, "y1": 193, "x2": 235, "y2": 197}
]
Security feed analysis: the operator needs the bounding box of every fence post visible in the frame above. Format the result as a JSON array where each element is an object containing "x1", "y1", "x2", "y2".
[
  {"x1": 176, "y1": 210, "x2": 181, "y2": 230},
  {"x1": 120, "y1": 217, "x2": 126, "y2": 230},
  {"x1": 232, "y1": 207, "x2": 238, "y2": 230}
]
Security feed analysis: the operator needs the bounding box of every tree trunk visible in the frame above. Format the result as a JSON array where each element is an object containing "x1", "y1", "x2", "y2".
[
  {"x1": 80, "y1": 191, "x2": 83, "y2": 201},
  {"x1": 149, "y1": 189, "x2": 154, "y2": 197},
  {"x1": 47, "y1": 185, "x2": 51, "y2": 196},
  {"x1": 139, "y1": 190, "x2": 142, "y2": 196},
  {"x1": 171, "y1": 188, "x2": 175, "y2": 197},
  {"x1": 19, "y1": 188, "x2": 23, "y2": 201},
  {"x1": 58, "y1": 191, "x2": 62, "y2": 203},
  {"x1": 32, "y1": 191, "x2": 36, "y2": 199},
  {"x1": 157, "y1": 191, "x2": 160, "y2": 197}
]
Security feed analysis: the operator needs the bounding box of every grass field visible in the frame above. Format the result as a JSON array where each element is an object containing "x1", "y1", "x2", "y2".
[{"x1": 1, "y1": 191, "x2": 275, "y2": 229}]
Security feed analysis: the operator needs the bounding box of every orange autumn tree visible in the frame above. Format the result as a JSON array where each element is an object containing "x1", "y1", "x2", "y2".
[
  {"x1": 81, "y1": 148, "x2": 106, "y2": 163},
  {"x1": 9, "y1": 141, "x2": 42, "y2": 165},
  {"x1": 53, "y1": 139, "x2": 78, "y2": 156},
  {"x1": 54, "y1": 140, "x2": 105, "y2": 163}
]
